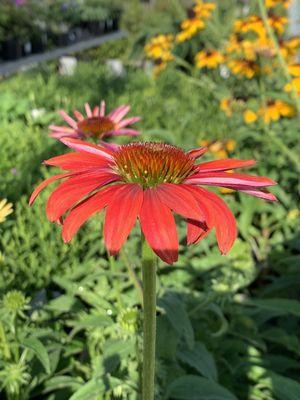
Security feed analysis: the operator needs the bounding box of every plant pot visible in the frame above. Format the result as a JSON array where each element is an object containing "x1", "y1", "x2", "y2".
[
  {"x1": 104, "y1": 18, "x2": 114, "y2": 33},
  {"x1": 87, "y1": 20, "x2": 105, "y2": 35},
  {"x1": 31, "y1": 33, "x2": 47, "y2": 54},
  {"x1": 112, "y1": 17, "x2": 119, "y2": 31},
  {"x1": 22, "y1": 41, "x2": 32, "y2": 57},
  {"x1": 54, "y1": 32, "x2": 70, "y2": 47},
  {"x1": 1, "y1": 38, "x2": 23, "y2": 60}
]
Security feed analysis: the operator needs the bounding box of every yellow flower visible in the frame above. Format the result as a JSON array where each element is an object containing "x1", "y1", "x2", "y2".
[
  {"x1": 220, "y1": 98, "x2": 233, "y2": 117},
  {"x1": 280, "y1": 37, "x2": 300, "y2": 60},
  {"x1": 265, "y1": 0, "x2": 291, "y2": 8},
  {"x1": 234, "y1": 16, "x2": 266, "y2": 38},
  {"x1": 288, "y1": 64, "x2": 300, "y2": 77},
  {"x1": 176, "y1": 17, "x2": 205, "y2": 43},
  {"x1": 284, "y1": 77, "x2": 300, "y2": 94},
  {"x1": 199, "y1": 139, "x2": 236, "y2": 159},
  {"x1": 144, "y1": 34, "x2": 174, "y2": 61},
  {"x1": 0, "y1": 199, "x2": 13, "y2": 223},
  {"x1": 176, "y1": 1, "x2": 215, "y2": 43},
  {"x1": 268, "y1": 14, "x2": 288, "y2": 35},
  {"x1": 195, "y1": 49, "x2": 224, "y2": 69},
  {"x1": 227, "y1": 59, "x2": 259, "y2": 79},
  {"x1": 258, "y1": 100, "x2": 295, "y2": 124},
  {"x1": 244, "y1": 110, "x2": 258, "y2": 124},
  {"x1": 193, "y1": 1, "x2": 216, "y2": 19},
  {"x1": 227, "y1": 35, "x2": 274, "y2": 61}
]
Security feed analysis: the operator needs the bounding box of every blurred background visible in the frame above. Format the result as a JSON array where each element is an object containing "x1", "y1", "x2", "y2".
[{"x1": 0, "y1": 1, "x2": 299, "y2": 399}]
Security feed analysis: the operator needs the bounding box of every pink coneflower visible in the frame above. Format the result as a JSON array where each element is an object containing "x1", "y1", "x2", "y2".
[
  {"x1": 49, "y1": 101, "x2": 141, "y2": 141},
  {"x1": 30, "y1": 140, "x2": 277, "y2": 264}
]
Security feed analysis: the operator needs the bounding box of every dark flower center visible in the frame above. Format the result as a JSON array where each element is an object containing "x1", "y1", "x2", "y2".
[
  {"x1": 78, "y1": 117, "x2": 115, "y2": 138},
  {"x1": 114, "y1": 142, "x2": 196, "y2": 188}
]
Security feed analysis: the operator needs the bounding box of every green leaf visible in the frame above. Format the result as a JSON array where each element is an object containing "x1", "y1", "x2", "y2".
[
  {"x1": 47, "y1": 295, "x2": 79, "y2": 313},
  {"x1": 166, "y1": 375, "x2": 238, "y2": 399},
  {"x1": 244, "y1": 299, "x2": 300, "y2": 317},
  {"x1": 43, "y1": 375, "x2": 83, "y2": 393},
  {"x1": 270, "y1": 373, "x2": 300, "y2": 400},
  {"x1": 69, "y1": 379, "x2": 106, "y2": 400},
  {"x1": 159, "y1": 292, "x2": 194, "y2": 349},
  {"x1": 72, "y1": 314, "x2": 112, "y2": 329},
  {"x1": 21, "y1": 337, "x2": 51, "y2": 374},
  {"x1": 69, "y1": 377, "x2": 121, "y2": 400},
  {"x1": 177, "y1": 342, "x2": 218, "y2": 381}
]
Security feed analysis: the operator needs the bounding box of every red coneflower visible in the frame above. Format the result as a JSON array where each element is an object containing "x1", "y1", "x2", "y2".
[
  {"x1": 49, "y1": 101, "x2": 141, "y2": 141},
  {"x1": 30, "y1": 139, "x2": 277, "y2": 264}
]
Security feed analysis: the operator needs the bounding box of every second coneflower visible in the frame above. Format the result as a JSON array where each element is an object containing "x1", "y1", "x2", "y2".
[{"x1": 49, "y1": 100, "x2": 141, "y2": 141}]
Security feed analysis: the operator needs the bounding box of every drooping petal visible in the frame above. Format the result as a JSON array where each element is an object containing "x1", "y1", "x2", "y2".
[
  {"x1": 190, "y1": 187, "x2": 237, "y2": 254},
  {"x1": 44, "y1": 152, "x2": 111, "y2": 170},
  {"x1": 59, "y1": 110, "x2": 78, "y2": 129},
  {"x1": 238, "y1": 188, "x2": 277, "y2": 201},
  {"x1": 197, "y1": 159, "x2": 256, "y2": 172},
  {"x1": 104, "y1": 184, "x2": 143, "y2": 255},
  {"x1": 185, "y1": 172, "x2": 276, "y2": 188},
  {"x1": 60, "y1": 138, "x2": 114, "y2": 160},
  {"x1": 140, "y1": 188, "x2": 178, "y2": 264},
  {"x1": 187, "y1": 219, "x2": 210, "y2": 245},
  {"x1": 85, "y1": 103, "x2": 92, "y2": 117},
  {"x1": 62, "y1": 184, "x2": 122, "y2": 242},
  {"x1": 117, "y1": 116, "x2": 141, "y2": 128},
  {"x1": 73, "y1": 110, "x2": 84, "y2": 121},
  {"x1": 46, "y1": 172, "x2": 119, "y2": 221},
  {"x1": 29, "y1": 173, "x2": 72, "y2": 206},
  {"x1": 188, "y1": 147, "x2": 207, "y2": 159},
  {"x1": 156, "y1": 183, "x2": 204, "y2": 221}
]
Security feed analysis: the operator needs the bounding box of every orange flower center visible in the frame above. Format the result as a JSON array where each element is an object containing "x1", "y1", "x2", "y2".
[
  {"x1": 114, "y1": 142, "x2": 196, "y2": 188},
  {"x1": 78, "y1": 117, "x2": 115, "y2": 138}
]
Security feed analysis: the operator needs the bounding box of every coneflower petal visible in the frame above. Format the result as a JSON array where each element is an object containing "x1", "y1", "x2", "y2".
[
  {"x1": 29, "y1": 173, "x2": 72, "y2": 206},
  {"x1": 104, "y1": 184, "x2": 143, "y2": 255},
  {"x1": 187, "y1": 219, "x2": 210, "y2": 245},
  {"x1": 60, "y1": 138, "x2": 114, "y2": 160},
  {"x1": 85, "y1": 103, "x2": 92, "y2": 117},
  {"x1": 73, "y1": 110, "x2": 84, "y2": 121},
  {"x1": 117, "y1": 116, "x2": 141, "y2": 128},
  {"x1": 46, "y1": 172, "x2": 118, "y2": 221},
  {"x1": 185, "y1": 172, "x2": 276, "y2": 187},
  {"x1": 62, "y1": 185, "x2": 123, "y2": 243},
  {"x1": 140, "y1": 188, "x2": 178, "y2": 264},
  {"x1": 191, "y1": 187, "x2": 237, "y2": 254},
  {"x1": 197, "y1": 159, "x2": 256, "y2": 172},
  {"x1": 188, "y1": 147, "x2": 207, "y2": 159},
  {"x1": 59, "y1": 110, "x2": 78, "y2": 129},
  {"x1": 44, "y1": 152, "x2": 111, "y2": 170},
  {"x1": 156, "y1": 183, "x2": 204, "y2": 221}
]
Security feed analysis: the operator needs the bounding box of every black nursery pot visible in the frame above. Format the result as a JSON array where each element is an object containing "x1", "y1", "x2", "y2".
[
  {"x1": 31, "y1": 33, "x2": 47, "y2": 54},
  {"x1": 54, "y1": 32, "x2": 70, "y2": 47},
  {"x1": 87, "y1": 20, "x2": 105, "y2": 35},
  {"x1": 104, "y1": 18, "x2": 114, "y2": 33},
  {"x1": 1, "y1": 38, "x2": 23, "y2": 60}
]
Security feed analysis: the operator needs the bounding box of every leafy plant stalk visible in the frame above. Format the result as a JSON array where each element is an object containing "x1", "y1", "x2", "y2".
[
  {"x1": 257, "y1": 0, "x2": 300, "y2": 113},
  {"x1": 141, "y1": 235, "x2": 157, "y2": 400}
]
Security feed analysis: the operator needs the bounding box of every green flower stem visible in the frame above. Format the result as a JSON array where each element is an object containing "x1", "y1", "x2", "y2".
[
  {"x1": 141, "y1": 235, "x2": 157, "y2": 400},
  {"x1": 257, "y1": 0, "x2": 300, "y2": 113}
]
